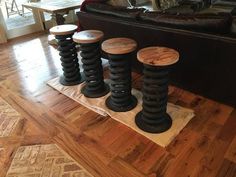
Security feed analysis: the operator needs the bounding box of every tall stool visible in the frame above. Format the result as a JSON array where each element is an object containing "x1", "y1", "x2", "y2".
[
  {"x1": 135, "y1": 47, "x2": 179, "y2": 133},
  {"x1": 50, "y1": 24, "x2": 84, "y2": 86},
  {"x1": 73, "y1": 30, "x2": 109, "y2": 98},
  {"x1": 102, "y1": 38, "x2": 137, "y2": 112}
]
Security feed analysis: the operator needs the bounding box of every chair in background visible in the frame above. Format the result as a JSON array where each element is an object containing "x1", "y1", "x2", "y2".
[{"x1": 4, "y1": 0, "x2": 22, "y2": 18}]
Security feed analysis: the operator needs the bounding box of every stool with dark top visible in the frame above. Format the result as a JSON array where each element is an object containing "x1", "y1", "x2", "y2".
[
  {"x1": 135, "y1": 47, "x2": 179, "y2": 133},
  {"x1": 50, "y1": 24, "x2": 84, "y2": 86},
  {"x1": 102, "y1": 38, "x2": 138, "y2": 112},
  {"x1": 73, "y1": 30, "x2": 109, "y2": 98}
]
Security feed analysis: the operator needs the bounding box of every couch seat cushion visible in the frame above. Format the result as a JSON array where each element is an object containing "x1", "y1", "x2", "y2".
[{"x1": 178, "y1": 0, "x2": 211, "y2": 11}]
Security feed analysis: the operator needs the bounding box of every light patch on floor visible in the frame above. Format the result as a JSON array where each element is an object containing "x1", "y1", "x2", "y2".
[
  {"x1": 6, "y1": 144, "x2": 93, "y2": 177},
  {"x1": 0, "y1": 97, "x2": 21, "y2": 137}
]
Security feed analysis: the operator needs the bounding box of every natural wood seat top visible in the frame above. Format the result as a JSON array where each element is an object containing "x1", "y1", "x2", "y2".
[
  {"x1": 50, "y1": 24, "x2": 78, "y2": 36},
  {"x1": 102, "y1": 38, "x2": 137, "y2": 55},
  {"x1": 73, "y1": 30, "x2": 104, "y2": 44},
  {"x1": 137, "y1": 47, "x2": 179, "y2": 66}
]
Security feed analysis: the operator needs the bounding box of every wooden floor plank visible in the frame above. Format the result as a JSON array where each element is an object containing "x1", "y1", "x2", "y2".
[
  {"x1": 225, "y1": 136, "x2": 236, "y2": 163},
  {"x1": 216, "y1": 159, "x2": 236, "y2": 177}
]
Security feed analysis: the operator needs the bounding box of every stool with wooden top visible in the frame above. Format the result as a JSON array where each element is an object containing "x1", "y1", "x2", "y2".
[
  {"x1": 73, "y1": 30, "x2": 109, "y2": 98},
  {"x1": 50, "y1": 24, "x2": 84, "y2": 86},
  {"x1": 102, "y1": 37, "x2": 138, "y2": 112},
  {"x1": 135, "y1": 46, "x2": 179, "y2": 133}
]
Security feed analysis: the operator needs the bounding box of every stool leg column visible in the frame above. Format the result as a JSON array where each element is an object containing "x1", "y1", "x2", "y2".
[
  {"x1": 106, "y1": 54, "x2": 137, "y2": 112},
  {"x1": 135, "y1": 65, "x2": 172, "y2": 133},
  {"x1": 56, "y1": 34, "x2": 84, "y2": 86},
  {"x1": 80, "y1": 42, "x2": 109, "y2": 98}
]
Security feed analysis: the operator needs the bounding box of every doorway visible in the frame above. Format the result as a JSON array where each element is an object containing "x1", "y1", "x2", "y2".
[{"x1": 0, "y1": 0, "x2": 44, "y2": 40}]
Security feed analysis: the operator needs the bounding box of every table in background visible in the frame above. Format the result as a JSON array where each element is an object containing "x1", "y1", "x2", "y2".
[{"x1": 22, "y1": 0, "x2": 84, "y2": 29}]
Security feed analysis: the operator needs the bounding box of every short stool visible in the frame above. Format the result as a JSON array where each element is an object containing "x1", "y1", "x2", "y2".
[
  {"x1": 102, "y1": 38, "x2": 138, "y2": 112},
  {"x1": 73, "y1": 30, "x2": 109, "y2": 98},
  {"x1": 135, "y1": 47, "x2": 179, "y2": 133},
  {"x1": 50, "y1": 24, "x2": 84, "y2": 86}
]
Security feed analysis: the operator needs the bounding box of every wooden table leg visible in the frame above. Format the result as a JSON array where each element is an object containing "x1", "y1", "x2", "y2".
[{"x1": 51, "y1": 12, "x2": 68, "y2": 26}]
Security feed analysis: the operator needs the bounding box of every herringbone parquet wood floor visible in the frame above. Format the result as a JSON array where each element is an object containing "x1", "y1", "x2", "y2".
[{"x1": 0, "y1": 32, "x2": 236, "y2": 177}]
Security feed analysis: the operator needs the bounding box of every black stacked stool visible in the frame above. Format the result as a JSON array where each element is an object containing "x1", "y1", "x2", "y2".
[
  {"x1": 50, "y1": 24, "x2": 84, "y2": 86},
  {"x1": 73, "y1": 30, "x2": 109, "y2": 98},
  {"x1": 135, "y1": 47, "x2": 179, "y2": 133},
  {"x1": 102, "y1": 38, "x2": 138, "y2": 112}
]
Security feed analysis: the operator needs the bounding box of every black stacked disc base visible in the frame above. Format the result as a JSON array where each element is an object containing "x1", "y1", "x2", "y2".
[
  {"x1": 81, "y1": 83, "x2": 110, "y2": 98},
  {"x1": 135, "y1": 112, "x2": 172, "y2": 133},
  {"x1": 106, "y1": 95, "x2": 137, "y2": 112},
  {"x1": 80, "y1": 42, "x2": 110, "y2": 98},
  {"x1": 56, "y1": 34, "x2": 84, "y2": 86},
  {"x1": 106, "y1": 53, "x2": 137, "y2": 112},
  {"x1": 135, "y1": 64, "x2": 172, "y2": 133},
  {"x1": 59, "y1": 73, "x2": 85, "y2": 86}
]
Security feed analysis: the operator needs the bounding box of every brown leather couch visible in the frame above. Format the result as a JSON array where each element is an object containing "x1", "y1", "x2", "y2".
[{"x1": 77, "y1": 2, "x2": 236, "y2": 107}]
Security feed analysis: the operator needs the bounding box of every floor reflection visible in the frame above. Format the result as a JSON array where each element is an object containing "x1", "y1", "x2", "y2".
[{"x1": 10, "y1": 34, "x2": 61, "y2": 93}]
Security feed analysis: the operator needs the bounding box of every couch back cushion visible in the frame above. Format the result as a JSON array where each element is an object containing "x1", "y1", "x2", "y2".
[
  {"x1": 179, "y1": 0, "x2": 211, "y2": 10},
  {"x1": 155, "y1": 0, "x2": 179, "y2": 10},
  {"x1": 85, "y1": 3, "x2": 144, "y2": 19},
  {"x1": 107, "y1": 0, "x2": 130, "y2": 7}
]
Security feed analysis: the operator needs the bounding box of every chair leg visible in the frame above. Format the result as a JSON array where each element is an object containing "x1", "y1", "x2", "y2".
[
  {"x1": 5, "y1": 2, "x2": 10, "y2": 18},
  {"x1": 13, "y1": 1, "x2": 22, "y2": 16},
  {"x1": 22, "y1": 6, "x2": 25, "y2": 17},
  {"x1": 5, "y1": 0, "x2": 23, "y2": 18}
]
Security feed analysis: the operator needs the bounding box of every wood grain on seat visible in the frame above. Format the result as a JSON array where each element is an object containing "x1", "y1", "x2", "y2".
[
  {"x1": 50, "y1": 24, "x2": 78, "y2": 36},
  {"x1": 137, "y1": 46, "x2": 179, "y2": 66},
  {"x1": 73, "y1": 30, "x2": 104, "y2": 44},
  {"x1": 102, "y1": 37, "x2": 137, "y2": 55}
]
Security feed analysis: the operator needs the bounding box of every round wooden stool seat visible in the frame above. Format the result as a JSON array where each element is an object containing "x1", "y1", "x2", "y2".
[
  {"x1": 73, "y1": 30, "x2": 104, "y2": 44},
  {"x1": 137, "y1": 47, "x2": 179, "y2": 66},
  {"x1": 102, "y1": 38, "x2": 137, "y2": 55},
  {"x1": 50, "y1": 24, "x2": 78, "y2": 36}
]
